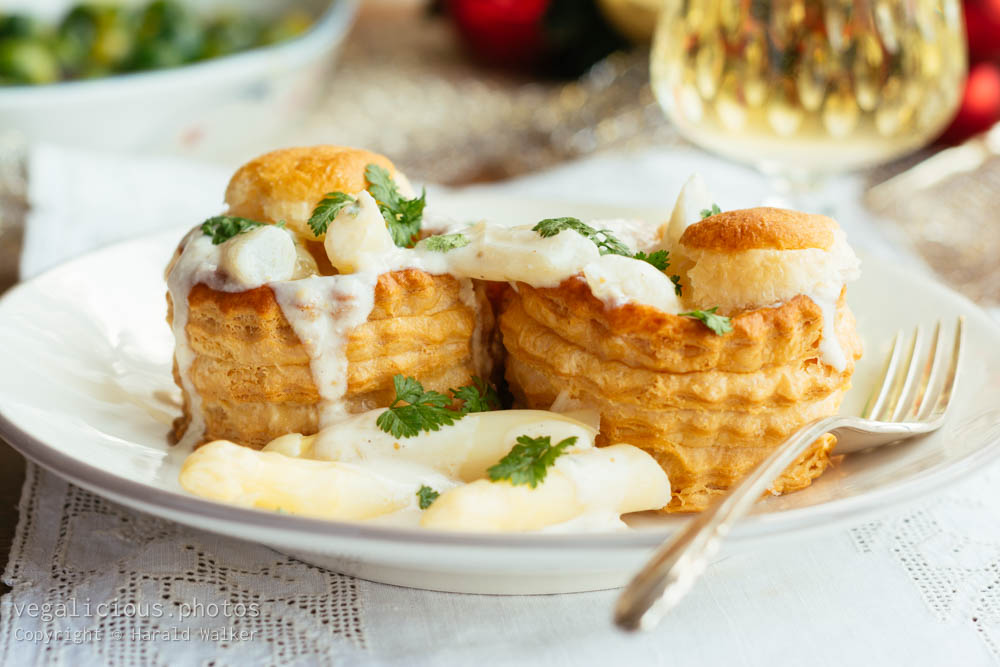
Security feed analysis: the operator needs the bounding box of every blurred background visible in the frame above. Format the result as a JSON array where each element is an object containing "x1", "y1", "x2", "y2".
[{"x1": 1, "y1": 0, "x2": 1000, "y2": 304}]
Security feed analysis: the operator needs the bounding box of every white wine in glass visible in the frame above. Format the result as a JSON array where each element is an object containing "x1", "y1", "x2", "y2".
[{"x1": 650, "y1": 0, "x2": 967, "y2": 186}]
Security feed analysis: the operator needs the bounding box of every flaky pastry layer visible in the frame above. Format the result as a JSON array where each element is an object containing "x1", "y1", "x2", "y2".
[
  {"x1": 500, "y1": 280, "x2": 862, "y2": 512},
  {"x1": 169, "y1": 268, "x2": 487, "y2": 448},
  {"x1": 511, "y1": 279, "x2": 838, "y2": 373}
]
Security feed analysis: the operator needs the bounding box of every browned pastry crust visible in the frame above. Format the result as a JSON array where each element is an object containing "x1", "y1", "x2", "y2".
[
  {"x1": 225, "y1": 145, "x2": 398, "y2": 240},
  {"x1": 512, "y1": 278, "x2": 830, "y2": 374},
  {"x1": 499, "y1": 279, "x2": 862, "y2": 513},
  {"x1": 169, "y1": 268, "x2": 487, "y2": 449},
  {"x1": 681, "y1": 207, "x2": 837, "y2": 252}
]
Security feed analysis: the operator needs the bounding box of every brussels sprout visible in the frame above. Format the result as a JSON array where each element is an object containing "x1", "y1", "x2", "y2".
[
  {"x1": 0, "y1": 13, "x2": 46, "y2": 40},
  {"x1": 200, "y1": 14, "x2": 260, "y2": 59},
  {"x1": 57, "y1": 4, "x2": 134, "y2": 75},
  {"x1": 0, "y1": 38, "x2": 60, "y2": 84},
  {"x1": 260, "y1": 11, "x2": 312, "y2": 45},
  {"x1": 57, "y1": 5, "x2": 101, "y2": 72},
  {"x1": 127, "y1": 0, "x2": 203, "y2": 70}
]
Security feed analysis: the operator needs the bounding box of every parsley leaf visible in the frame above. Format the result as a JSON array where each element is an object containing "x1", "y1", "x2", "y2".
[
  {"x1": 418, "y1": 233, "x2": 469, "y2": 252},
  {"x1": 416, "y1": 485, "x2": 440, "y2": 509},
  {"x1": 633, "y1": 249, "x2": 670, "y2": 271},
  {"x1": 375, "y1": 375, "x2": 464, "y2": 438},
  {"x1": 365, "y1": 164, "x2": 426, "y2": 248},
  {"x1": 201, "y1": 216, "x2": 267, "y2": 244},
  {"x1": 532, "y1": 217, "x2": 631, "y2": 257},
  {"x1": 670, "y1": 274, "x2": 683, "y2": 296},
  {"x1": 679, "y1": 306, "x2": 733, "y2": 335},
  {"x1": 487, "y1": 435, "x2": 577, "y2": 488},
  {"x1": 308, "y1": 192, "x2": 357, "y2": 237},
  {"x1": 700, "y1": 203, "x2": 722, "y2": 219},
  {"x1": 451, "y1": 377, "x2": 500, "y2": 414}
]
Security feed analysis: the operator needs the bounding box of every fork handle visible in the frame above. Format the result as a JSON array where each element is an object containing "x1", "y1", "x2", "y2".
[{"x1": 613, "y1": 415, "x2": 842, "y2": 632}]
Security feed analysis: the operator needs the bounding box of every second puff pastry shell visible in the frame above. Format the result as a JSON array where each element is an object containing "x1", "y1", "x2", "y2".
[{"x1": 500, "y1": 207, "x2": 863, "y2": 512}]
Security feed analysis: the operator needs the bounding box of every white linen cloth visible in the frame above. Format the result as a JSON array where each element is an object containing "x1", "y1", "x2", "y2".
[{"x1": 4, "y1": 143, "x2": 1000, "y2": 666}]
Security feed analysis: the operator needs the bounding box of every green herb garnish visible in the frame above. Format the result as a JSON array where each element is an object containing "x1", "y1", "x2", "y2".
[
  {"x1": 201, "y1": 216, "x2": 266, "y2": 244},
  {"x1": 670, "y1": 274, "x2": 683, "y2": 296},
  {"x1": 451, "y1": 376, "x2": 501, "y2": 414},
  {"x1": 365, "y1": 164, "x2": 426, "y2": 248},
  {"x1": 375, "y1": 375, "x2": 501, "y2": 438},
  {"x1": 307, "y1": 192, "x2": 357, "y2": 237},
  {"x1": 375, "y1": 375, "x2": 461, "y2": 438},
  {"x1": 633, "y1": 249, "x2": 670, "y2": 271},
  {"x1": 700, "y1": 203, "x2": 722, "y2": 219},
  {"x1": 533, "y1": 219, "x2": 684, "y2": 286},
  {"x1": 418, "y1": 233, "x2": 469, "y2": 252},
  {"x1": 532, "y1": 217, "x2": 631, "y2": 257},
  {"x1": 487, "y1": 435, "x2": 577, "y2": 488},
  {"x1": 416, "y1": 485, "x2": 440, "y2": 509},
  {"x1": 679, "y1": 306, "x2": 733, "y2": 335}
]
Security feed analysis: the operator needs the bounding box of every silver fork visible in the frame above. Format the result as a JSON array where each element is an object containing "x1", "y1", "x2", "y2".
[{"x1": 614, "y1": 317, "x2": 965, "y2": 632}]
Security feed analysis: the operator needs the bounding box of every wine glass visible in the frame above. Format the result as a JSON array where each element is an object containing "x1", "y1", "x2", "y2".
[{"x1": 650, "y1": 0, "x2": 967, "y2": 202}]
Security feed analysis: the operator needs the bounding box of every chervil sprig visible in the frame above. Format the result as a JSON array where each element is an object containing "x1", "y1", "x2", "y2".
[
  {"x1": 201, "y1": 216, "x2": 267, "y2": 244},
  {"x1": 416, "y1": 485, "x2": 440, "y2": 509},
  {"x1": 375, "y1": 375, "x2": 461, "y2": 438},
  {"x1": 487, "y1": 435, "x2": 577, "y2": 488},
  {"x1": 365, "y1": 164, "x2": 426, "y2": 248},
  {"x1": 700, "y1": 203, "x2": 722, "y2": 219},
  {"x1": 417, "y1": 233, "x2": 469, "y2": 252},
  {"x1": 376, "y1": 375, "x2": 501, "y2": 438},
  {"x1": 670, "y1": 274, "x2": 683, "y2": 296},
  {"x1": 308, "y1": 192, "x2": 358, "y2": 237},
  {"x1": 679, "y1": 306, "x2": 733, "y2": 335},
  {"x1": 633, "y1": 249, "x2": 670, "y2": 271},
  {"x1": 532, "y1": 217, "x2": 631, "y2": 257},
  {"x1": 533, "y1": 219, "x2": 682, "y2": 283},
  {"x1": 451, "y1": 376, "x2": 501, "y2": 414}
]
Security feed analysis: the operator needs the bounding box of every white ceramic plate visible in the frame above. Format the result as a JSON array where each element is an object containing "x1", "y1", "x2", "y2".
[{"x1": 2, "y1": 197, "x2": 1000, "y2": 595}]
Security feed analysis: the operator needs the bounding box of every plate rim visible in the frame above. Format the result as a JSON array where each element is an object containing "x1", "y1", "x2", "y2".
[{"x1": 3, "y1": 220, "x2": 1000, "y2": 551}]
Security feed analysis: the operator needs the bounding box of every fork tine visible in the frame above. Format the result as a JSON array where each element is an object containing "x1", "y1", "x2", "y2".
[
  {"x1": 862, "y1": 330, "x2": 904, "y2": 420},
  {"x1": 907, "y1": 321, "x2": 943, "y2": 420},
  {"x1": 926, "y1": 316, "x2": 964, "y2": 420},
  {"x1": 873, "y1": 328, "x2": 920, "y2": 422},
  {"x1": 890, "y1": 325, "x2": 926, "y2": 422}
]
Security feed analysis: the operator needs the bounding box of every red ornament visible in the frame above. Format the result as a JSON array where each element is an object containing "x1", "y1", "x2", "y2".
[
  {"x1": 940, "y1": 61, "x2": 1000, "y2": 143},
  {"x1": 446, "y1": 0, "x2": 551, "y2": 68},
  {"x1": 964, "y1": 0, "x2": 1000, "y2": 63}
]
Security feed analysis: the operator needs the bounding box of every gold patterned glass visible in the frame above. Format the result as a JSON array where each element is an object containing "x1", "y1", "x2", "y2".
[{"x1": 650, "y1": 0, "x2": 967, "y2": 184}]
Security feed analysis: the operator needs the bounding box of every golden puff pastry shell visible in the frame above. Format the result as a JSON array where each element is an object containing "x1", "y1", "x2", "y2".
[{"x1": 169, "y1": 268, "x2": 486, "y2": 449}]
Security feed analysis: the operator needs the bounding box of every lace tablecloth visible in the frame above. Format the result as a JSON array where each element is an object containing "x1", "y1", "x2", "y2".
[{"x1": 3, "y1": 144, "x2": 1000, "y2": 666}]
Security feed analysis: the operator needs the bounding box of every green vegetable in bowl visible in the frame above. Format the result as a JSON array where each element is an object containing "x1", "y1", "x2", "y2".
[
  {"x1": 0, "y1": 14, "x2": 46, "y2": 40},
  {"x1": 0, "y1": 38, "x2": 60, "y2": 85},
  {"x1": 261, "y1": 10, "x2": 313, "y2": 45},
  {"x1": 57, "y1": 4, "x2": 134, "y2": 77},
  {"x1": 0, "y1": 1, "x2": 315, "y2": 86},
  {"x1": 200, "y1": 14, "x2": 261, "y2": 59},
  {"x1": 127, "y1": 0, "x2": 203, "y2": 70}
]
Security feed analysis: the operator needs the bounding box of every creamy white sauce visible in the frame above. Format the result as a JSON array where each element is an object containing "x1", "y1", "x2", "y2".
[
  {"x1": 166, "y1": 230, "x2": 246, "y2": 447},
  {"x1": 308, "y1": 409, "x2": 596, "y2": 481},
  {"x1": 583, "y1": 253, "x2": 681, "y2": 312},
  {"x1": 807, "y1": 281, "x2": 849, "y2": 372},
  {"x1": 271, "y1": 274, "x2": 378, "y2": 426},
  {"x1": 417, "y1": 222, "x2": 683, "y2": 313}
]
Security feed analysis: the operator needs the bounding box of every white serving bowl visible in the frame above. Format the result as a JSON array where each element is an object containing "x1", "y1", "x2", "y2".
[{"x1": 0, "y1": 0, "x2": 358, "y2": 160}]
